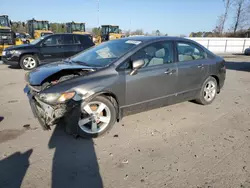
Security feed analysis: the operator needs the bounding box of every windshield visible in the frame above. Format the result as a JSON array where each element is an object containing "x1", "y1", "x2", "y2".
[
  {"x1": 110, "y1": 26, "x2": 119, "y2": 33},
  {"x1": 72, "y1": 23, "x2": 85, "y2": 31},
  {"x1": 33, "y1": 21, "x2": 49, "y2": 30},
  {"x1": 30, "y1": 36, "x2": 44, "y2": 44},
  {"x1": 101, "y1": 26, "x2": 119, "y2": 35},
  {"x1": 71, "y1": 39, "x2": 142, "y2": 67},
  {"x1": 0, "y1": 17, "x2": 10, "y2": 27}
]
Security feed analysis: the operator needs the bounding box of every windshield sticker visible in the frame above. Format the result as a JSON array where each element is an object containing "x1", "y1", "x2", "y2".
[
  {"x1": 125, "y1": 40, "x2": 142, "y2": 45},
  {"x1": 96, "y1": 47, "x2": 115, "y2": 58}
]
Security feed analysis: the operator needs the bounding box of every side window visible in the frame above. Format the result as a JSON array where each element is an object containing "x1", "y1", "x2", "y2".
[
  {"x1": 75, "y1": 35, "x2": 93, "y2": 46},
  {"x1": 74, "y1": 35, "x2": 81, "y2": 44},
  {"x1": 43, "y1": 35, "x2": 62, "y2": 46},
  {"x1": 177, "y1": 42, "x2": 205, "y2": 62},
  {"x1": 62, "y1": 35, "x2": 74, "y2": 45},
  {"x1": 132, "y1": 41, "x2": 174, "y2": 68},
  {"x1": 119, "y1": 60, "x2": 132, "y2": 70}
]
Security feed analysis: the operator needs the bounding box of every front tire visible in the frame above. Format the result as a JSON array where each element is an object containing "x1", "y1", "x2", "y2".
[
  {"x1": 20, "y1": 54, "x2": 38, "y2": 70},
  {"x1": 196, "y1": 76, "x2": 217, "y2": 105},
  {"x1": 78, "y1": 96, "x2": 116, "y2": 138}
]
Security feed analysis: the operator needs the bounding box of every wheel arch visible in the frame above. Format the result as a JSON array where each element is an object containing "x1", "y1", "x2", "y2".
[
  {"x1": 19, "y1": 53, "x2": 40, "y2": 65},
  {"x1": 87, "y1": 91, "x2": 121, "y2": 121}
]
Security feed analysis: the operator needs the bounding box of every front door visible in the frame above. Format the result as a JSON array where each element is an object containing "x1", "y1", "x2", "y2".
[
  {"x1": 38, "y1": 35, "x2": 64, "y2": 63},
  {"x1": 175, "y1": 41, "x2": 209, "y2": 97},
  {"x1": 124, "y1": 41, "x2": 178, "y2": 112}
]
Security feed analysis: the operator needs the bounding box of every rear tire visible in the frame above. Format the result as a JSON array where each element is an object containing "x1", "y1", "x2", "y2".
[
  {"x1": 20, "y1": 54, "x2": 38, "y2": 70},
  {"x1": 195, "y1": 76, "x2": 217, "y2": 105},
  {"x1": 77, "y1": 96, "x2": 116, "y2": 138}
]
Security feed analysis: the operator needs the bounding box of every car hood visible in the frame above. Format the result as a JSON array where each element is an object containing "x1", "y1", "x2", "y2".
[
  {"x1": 26, "y1": 61, "x2": 97, "y2": 86},
  {"x1": 5, "y1": 44, "x2": 34, "y2": 50}
]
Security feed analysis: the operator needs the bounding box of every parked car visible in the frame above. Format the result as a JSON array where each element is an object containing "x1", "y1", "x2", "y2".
[
  {"x1": 244, "y1": 47, "x2": 250, "y2": 55},
  {"x1": 2, "y1": 33, "x2": 94, "y2": 70},
  {"x1": 24, "y1": 36, "x2": 226, "y2": 138}
]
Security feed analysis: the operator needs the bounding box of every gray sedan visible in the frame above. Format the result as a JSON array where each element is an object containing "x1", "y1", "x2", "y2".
[{"x1": 24, "y1": 36, "x2": 226, "y2": 138}]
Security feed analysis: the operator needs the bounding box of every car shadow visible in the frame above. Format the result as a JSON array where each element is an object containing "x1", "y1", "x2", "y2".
[
  {"x1": 0, "y1": 116, "x2": 4, "y2": 122},
  {"x1": 7, "y1": 65, "x2": 21, "y2": 70},
  {"x1": 48, "y1": 125, "x2": 103, "y2": 188},
  {"x1": 0, "y1": 149, "x2": 33, "y2": 188},
  {"x1": 225, "y1": 61, "x2": 250, "y2": 72}
]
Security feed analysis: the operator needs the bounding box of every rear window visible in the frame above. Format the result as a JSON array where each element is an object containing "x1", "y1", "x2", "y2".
[{"x1": 74, "y1": 35, "x2": 94, "y2": 46}]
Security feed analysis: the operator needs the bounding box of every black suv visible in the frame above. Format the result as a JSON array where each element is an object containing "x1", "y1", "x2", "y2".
[{"x1": 2, "y1": 33, "x2": 94, "y2": 70}]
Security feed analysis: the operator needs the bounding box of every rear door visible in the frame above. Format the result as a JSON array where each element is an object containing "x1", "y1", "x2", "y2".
[
  {"x1": 61, "y1": 35, "x2": 79, "y2": 58},
  {"x1": 74, "y1": 35, "x2": 95, "y2": 53},
  {"x1": 175, "y1": 41, "x2": 209, "y2": 97},
  {"x1": 38, "y1": 35, "x2": 64, "y2": 63}
]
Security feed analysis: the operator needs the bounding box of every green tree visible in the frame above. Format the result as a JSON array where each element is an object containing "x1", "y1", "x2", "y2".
[
  {"x1": 156, "y1": 30, "x2": 160, "y2": 36},
  {"x1": 92, "y1": 27, "x2": 101, "y2": 36}
]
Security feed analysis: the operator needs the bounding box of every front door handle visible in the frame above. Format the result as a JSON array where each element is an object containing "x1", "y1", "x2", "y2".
[
  {"x1": 164, "y1": 69, "x2": 176, "y2": 75},
  {"x1": 197, "y1": 64, "x2": 204, "y2": 69}
]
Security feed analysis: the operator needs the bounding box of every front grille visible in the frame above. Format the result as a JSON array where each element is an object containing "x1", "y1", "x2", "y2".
[{"x1": 0, "y1": 32, "x2": 14, "y2": 45}]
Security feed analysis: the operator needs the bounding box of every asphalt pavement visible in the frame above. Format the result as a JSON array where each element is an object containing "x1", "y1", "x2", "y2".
[{"x1": 0, "y1": 56, "x2": 250, "y2": 188}]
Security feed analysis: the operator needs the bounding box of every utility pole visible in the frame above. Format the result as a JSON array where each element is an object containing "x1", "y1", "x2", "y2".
[{"x1": 97, "y1": 0, "x2": 100, "y2": 27}]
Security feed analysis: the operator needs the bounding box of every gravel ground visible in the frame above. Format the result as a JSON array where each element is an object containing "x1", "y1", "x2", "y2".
[{"x1": 0, "y1": 56, "x2": 250, "y2": 188}]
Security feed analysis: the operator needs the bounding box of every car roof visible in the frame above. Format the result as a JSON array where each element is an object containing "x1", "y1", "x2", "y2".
[
  {"x1": 120, "y1": 36, "x2": 191, "y2": 42},
  {"x1": 44, "y1": 33, "x2": 91, "y2": 37}
]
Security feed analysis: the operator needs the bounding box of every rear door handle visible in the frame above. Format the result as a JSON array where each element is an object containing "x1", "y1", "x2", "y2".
[
  {"x1": 164, "y1": 69, "x2": 176, "y2": 75},
  {"x1": 197, "y1": 64, "x2": 204, "y2": 69}
]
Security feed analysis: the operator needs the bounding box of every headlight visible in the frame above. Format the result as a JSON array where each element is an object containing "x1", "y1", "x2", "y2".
[
  {"x1": 39, "y1": 91, "x2": 76, "y2": 103},
  {"x1": 9, "y1": 50, "x2": 20, "y2": 55},
  {"x1": 2, "y1": 50, "x2": 6, "y2": 56}
]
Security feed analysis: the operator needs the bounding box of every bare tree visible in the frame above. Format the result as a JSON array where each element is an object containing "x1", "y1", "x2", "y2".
[
  {"x1": 213, "y1": 15, "x2": 225, "y2": 35},
  {"x1": 130, "y1": 29, "x2": 144, "y2": 36},
  {"x1": 232, "y1": 0, "x2": 249, "y2": 34},
  {"x1": 216, "y1": 0, "x2": 232, "y2": 34}
]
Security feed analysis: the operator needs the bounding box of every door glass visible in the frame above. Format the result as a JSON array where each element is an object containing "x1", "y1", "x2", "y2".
[
  {"x1": 177, "y1": 42, "x2": 205, "y2": 62},
  {"x1": 132, "y1": 41, "x2": 174, "y2": 68},
  {"x1": 74, "y1": 35, "x2": 93, "y2": 45},
  {"x1": 74, "y1": 35, "x2": 81, "y2": 44},
  {"x1": 43, "y1": 35, "x2": 62, "y2": 46},
  {"x1": 62, "y1": 35, "x2": 74, "y2": 45}
]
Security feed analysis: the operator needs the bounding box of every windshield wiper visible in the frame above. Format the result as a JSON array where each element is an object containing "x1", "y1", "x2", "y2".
[{"x1": 70, "y1": 60, "x2": 90, "y2": 66}]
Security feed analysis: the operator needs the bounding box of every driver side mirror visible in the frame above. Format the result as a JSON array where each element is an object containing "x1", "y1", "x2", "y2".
[{"x1": 130, "y1": 59, "x2": 145, "y2": 76}]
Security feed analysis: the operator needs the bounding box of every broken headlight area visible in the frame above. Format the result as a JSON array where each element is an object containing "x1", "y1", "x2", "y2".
[
  {"x1": 31, "y1": 94, "x2": 81, "y2": 130},
  {"x1": 38, "y1": 91, "x2": 77, "y2": 104}
]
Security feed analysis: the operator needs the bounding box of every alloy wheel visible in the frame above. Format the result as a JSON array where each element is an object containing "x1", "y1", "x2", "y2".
[
  {"x1": 203, "y1": 80, "x2": 216, "y2": 102},
  {"x1": 23, "y1": 57, "x2": 36, "y2": 69},
  {"x1": 78, "y1": 101, "x2": 111, "y2": 134}
]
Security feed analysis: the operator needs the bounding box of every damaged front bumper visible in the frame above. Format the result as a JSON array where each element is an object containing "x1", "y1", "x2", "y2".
[{"x1": 24, "y1": 85, "x2": 81, "y2": 133}]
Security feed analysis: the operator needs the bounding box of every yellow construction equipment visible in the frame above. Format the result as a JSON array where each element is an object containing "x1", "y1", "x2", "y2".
[
  {"x1": 66, "y1": 22, "x2": 89, "y2": 34},
  {"x1": 0, "y1": 15, "x2": 16, "y2": 56},
  {"x1": 16, "y1": 32, "x2": 32, "y2": 44},
  {"x1": 27, "y1": 19, "x2": 53, "y2": 39},
  {"x1": 95, "y1": 25, "x2": 123, "y2": 44}
]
